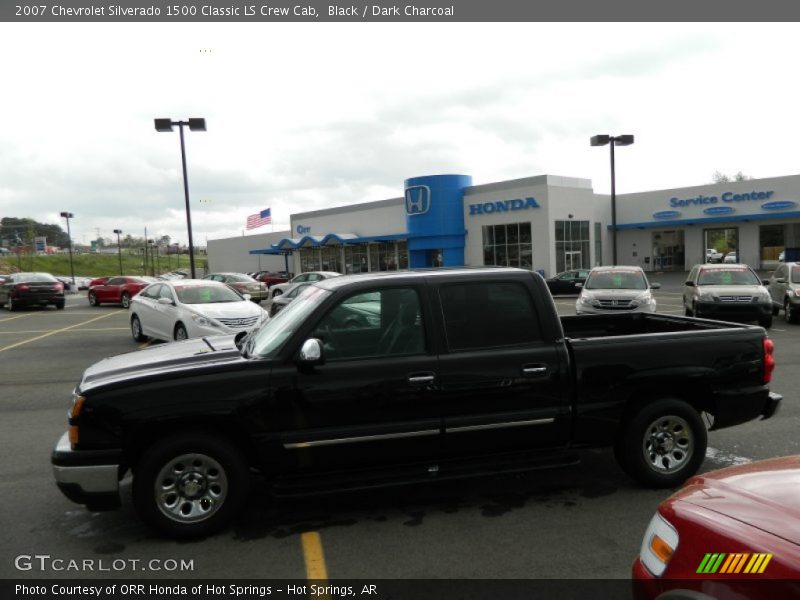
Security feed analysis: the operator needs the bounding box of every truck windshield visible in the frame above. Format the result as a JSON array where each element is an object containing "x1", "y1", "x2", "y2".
[
  {"x1": 792, "y1": 267, "x2": 800, "y2": 284},
  {"x1": 585, "y1": 271, "x2": 647, "y2": 290},
  {"x1": 249, "y1": 285, "x2": 331, "y2": 358}
]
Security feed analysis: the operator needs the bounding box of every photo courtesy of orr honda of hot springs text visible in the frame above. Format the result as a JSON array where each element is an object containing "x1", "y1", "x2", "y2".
[{"x1": 51, "y1": 268, "x2": 780, "y2": 537}]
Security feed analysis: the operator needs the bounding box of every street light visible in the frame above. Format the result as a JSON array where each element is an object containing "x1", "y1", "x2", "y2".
[
  {"x1": 59, "y1": 212, "x2": 75, "y2": 288},
  {"x1": 154, "y1": 117, "x2": 206, "y2": 278},
  {"x1": 147, "y1": 239, "x2": 156, "y2": 276},
  {"x1": 590, "y1": 134, "x2": 634, "y2": 265},
  {"x1": 113, "y1": 229, "x2": 123, "y2": 275}
]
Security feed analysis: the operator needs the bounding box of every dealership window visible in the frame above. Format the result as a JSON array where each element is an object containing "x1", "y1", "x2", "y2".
[
  {"x1": 344, "y1": 245, "x2": 368, "y2": 274},
  {"x1": 555, "y1": 220, "x2": 590, "y2": 272},
  {"x1": 369, "y1": 242, "x2": 397, "y2": 271},
  {"x1": 703, "y1": 227, "x2": 738, "y2": 263},
  {"x1": 320, "y1": 246, "x2": 341, "y2": 273},
  {"x1": 299, "y1": 248, "x2": 321, "y2": 272},
  {"x1": 760, "y1": 224, "x2": 784, "y2": 263},
  {"x1": 482, "y1": 223, "x2": 533, "y2": 269},
  {"x1": 397, "y1": 241, "x2": 408, "y2": 269}
]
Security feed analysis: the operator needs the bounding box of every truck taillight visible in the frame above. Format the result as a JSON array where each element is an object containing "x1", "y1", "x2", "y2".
[{"x1": 763, "y1": 338, "x2": 775, "y2": 384}]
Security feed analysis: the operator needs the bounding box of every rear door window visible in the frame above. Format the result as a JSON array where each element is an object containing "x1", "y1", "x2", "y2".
[{"x1": 439, "y1": 282, "x2": 542, "y2": 351}]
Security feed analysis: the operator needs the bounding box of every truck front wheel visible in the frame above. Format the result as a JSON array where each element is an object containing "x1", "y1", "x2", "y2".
[
  {"x1": 615, "y1": 399, "x2": 707, "y2": 488},
  {"x1": 132, "y1": 433, "x2": 249, "y2": 538}
]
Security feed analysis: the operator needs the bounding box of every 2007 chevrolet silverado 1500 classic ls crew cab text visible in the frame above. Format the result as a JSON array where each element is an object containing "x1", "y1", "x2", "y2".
[{"x1": 52, "y1": 268, "x2": 782, "y2": 537}]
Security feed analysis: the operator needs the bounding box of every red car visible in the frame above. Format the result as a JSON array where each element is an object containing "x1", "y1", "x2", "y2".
[
  {"x1": 633, "y1": 456, "x2": 800, "y2": 600},
  {"x1": 251, "y1": 270, "x2": 290, "y2": 288},
  {"x1": 88, "y1": 276, "x2": 156, "y2": 308},
  {"x1": 88, "y1": 276, "x2": 110, "y2": 288}
]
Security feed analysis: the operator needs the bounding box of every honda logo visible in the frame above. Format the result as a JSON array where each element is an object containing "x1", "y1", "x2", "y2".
[{"x1": 405, "y1": 185, "x2": 431, "y2": 215}]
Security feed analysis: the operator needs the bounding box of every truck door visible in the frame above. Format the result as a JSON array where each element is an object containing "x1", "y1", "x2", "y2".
[
  {"x1": 436, "y1": 279, "x2": 570, "y2": 456},
  {"x1": 270, "y1": 285, "x2": 443, "y2": 472}
]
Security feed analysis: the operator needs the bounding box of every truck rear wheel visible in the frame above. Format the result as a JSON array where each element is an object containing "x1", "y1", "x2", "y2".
[
  {"x1": 616, "y1": 398, "x2": 706, "y2": 488},
  {"x1": 132, "y1": 433, "x2": 249, "y2": 538}
]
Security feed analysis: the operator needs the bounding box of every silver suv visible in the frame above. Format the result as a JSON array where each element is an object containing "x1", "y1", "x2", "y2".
[
  {"x1": 767, "y1": 262, "x2": 800, "y2": 324},
  {"x1": 683, "y1": 263, "x2": 772, "y2": 328},
  {"x1": 576, "y1": 266, "x2": 660, "y2": 315}
]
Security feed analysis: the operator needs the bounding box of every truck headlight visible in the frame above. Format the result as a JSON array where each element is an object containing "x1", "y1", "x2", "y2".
[
  {"x1": 631, "y1": 293, "x2": 652, "y2": 307},
  {"x1": 579, "y1": 295, "x2": 594, "y2": 305},
  {"x1": 639, "y1": 512, "x2": 679, "y2": 577},
  {"x1": 697, "y1": 291, "x2": 716, "y2": 301}
]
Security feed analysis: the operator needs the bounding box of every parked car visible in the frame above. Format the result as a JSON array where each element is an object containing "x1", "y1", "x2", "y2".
[
  {"x1": 88, "y1": 276, "x2": 110, "y2": 288},
  {"x1": 0, "y1": 272, "x2": 64, "y2": 310},
  {"x1": 251, "y1": 271, "x2": 290, "y2": 288},
  {"x1": 632, "y1": 456, "x2": 800, "y2": 600},
  {"x1": 203, "y1": 272, "x2": 268, "y2": 302},
  {"x1": 723, "y1": 251, "x2": 738, "y2": 264},
  {"x1": 270, "y1": 271, "x2": 342, "y2": 298},
  {"x1": 683, "y1": 263, "x2": 773, "y2": 328},
  {"x1": 706, "y1": 249, "x2": 724, "y2": 263},
  {"x1": 576, "y1": 266, "x2": 659, "y2": 314},
  {"x1": 88, "y1": 276, "x2": 157, "y2": 308},
  {"x1": 269, "y1": 282, "x2": 312, "y2": 316},
  {"x1": 779, "y1": 250, "x2": 785, "y2": 262},
  {"x1": 545, "y1": 269, "x2": 590, "y2": 296},
  {"x1": 129, "y1": 279, "x2": 269, "y2": 343},
  {"x1": 52, "y1": 267, "x2": 780, "y2": 537},
  {"x1": 767, "y1": 261, "x2": 800, "y2": 324}
]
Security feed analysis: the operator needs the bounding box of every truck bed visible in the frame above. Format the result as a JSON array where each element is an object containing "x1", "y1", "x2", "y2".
[{"x1": 560, "y1": 312, "x2": 754, "y2": 340}]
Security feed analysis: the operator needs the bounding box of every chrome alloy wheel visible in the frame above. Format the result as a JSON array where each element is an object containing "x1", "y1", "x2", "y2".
[
  {"x1": 154, "y1": 453, "x2": 228, "y2": 524},
  {"x1": 642, "y1": 415, "x2": 693, "y2": 474}
]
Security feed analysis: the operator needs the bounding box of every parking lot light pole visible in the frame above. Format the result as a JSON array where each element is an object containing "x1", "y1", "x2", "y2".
[
  {"x1": 113, "y1": 229, "x2": 123, "y2": 275},
  {"x1": 59, "y1": 212, "x2": 75, "y2": 288},
  {"x1": 590, "y1": 134, "x2": 634, "y2": 265},
  {"x1": 155, "y1": 117, "x2": 206, "y2": 279}
]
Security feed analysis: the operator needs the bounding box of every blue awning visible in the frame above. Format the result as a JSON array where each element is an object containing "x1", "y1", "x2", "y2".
[{"x1": 249, "y1": 232, "x2": 408, "y2": 255}]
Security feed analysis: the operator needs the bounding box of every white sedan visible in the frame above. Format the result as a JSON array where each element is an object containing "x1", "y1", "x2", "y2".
[
  {"x1": 269, "y1": 271, "x2": 342, "y2": 298},
  {"x1": 129, "y1": 279, "x2": 269, "y2": 343}
]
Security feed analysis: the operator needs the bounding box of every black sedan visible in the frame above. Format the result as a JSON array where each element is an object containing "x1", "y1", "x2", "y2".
[
  {"x1": 0, "y1": 272, "x2": 65, "y2": 310},
  {"x1": 545, "y1": 269, "x2": 590, "y2": 295}
]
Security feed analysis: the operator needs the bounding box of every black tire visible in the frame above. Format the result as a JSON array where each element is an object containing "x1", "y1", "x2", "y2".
[
  {"x1": 131, "y1": 314, "x2": 147, "y2": 342},
  {"x1": 174, "y1": 323, "x2": 189, "y2": 341},
  {"x1": 615, "y1": 398, "x2": 707, "y2": 488},
  {"x1": 691, "y1": 302, "x2": 699, "y2": 318},
  {"x1": 758, "y1": 315, "x2": 773, "y2": 329},
  {"x1": 121, "y1": 292, "x2": 131, "y2": 309},
  {"x1": 786, "y1": 298, "x2": 798, "y2": 324},
  {"x1": 132, "y1": 432, "x2": 249, "y2": 538},
  {"x1": 55, "y1": 301, "x2": 65, "y2": 310},
  {"x1": 88, "y1": 292, "x2": 99, "y2": 306},
  {"x1": 684, "y1": 306, "x2": 692, "y2": 317}
]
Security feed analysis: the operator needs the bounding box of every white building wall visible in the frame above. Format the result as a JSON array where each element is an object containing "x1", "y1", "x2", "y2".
[{"x1": 207, "y1": 231, "x2": 291, "y2": 274}]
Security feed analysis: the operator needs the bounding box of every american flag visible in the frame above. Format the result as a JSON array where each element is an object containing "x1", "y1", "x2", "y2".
[{"x1": 246, "y1": 208, "x2": 272, "y2": 230}]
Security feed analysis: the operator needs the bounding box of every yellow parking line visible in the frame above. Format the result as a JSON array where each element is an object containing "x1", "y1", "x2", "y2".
[
  {"x1": 0, "y1": 314, "x2": 36, "y2": 323},
  {"x1": 301, "y1": 531, "x2": 329, "y2": 582},
  {"x1": 0, "y1": 311, "x2": 123, "y2": 354}
]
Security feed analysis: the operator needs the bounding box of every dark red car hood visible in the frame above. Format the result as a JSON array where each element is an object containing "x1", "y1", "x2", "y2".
[{"x1": 675, "y1": 456, "x2": 800, "y2": 545}]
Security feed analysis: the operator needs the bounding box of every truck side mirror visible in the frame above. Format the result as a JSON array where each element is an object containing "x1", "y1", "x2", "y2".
[
  {"x1": 297, "y1": 338, "x2": 325, "y2": 366},
  {"x1": 575, "y1": 282, "x2": 583, "y2": 288},
  {"x1": 775, "y1": 277, "x2": 787, "y2": 284},
  {"x1": 762, "y1": 279, "x2": 770, "y2": 286},
  {"x1": 685, "y1": 281, "x2": 695, "y2": 287}
]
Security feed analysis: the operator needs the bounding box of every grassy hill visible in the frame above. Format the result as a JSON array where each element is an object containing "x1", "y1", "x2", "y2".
[{"x1": 0, "y1": 252, "x2": 204, "y2": 277}]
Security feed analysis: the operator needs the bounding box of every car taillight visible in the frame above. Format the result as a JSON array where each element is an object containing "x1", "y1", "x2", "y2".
[
  {"x1": 54, "y1": 282, "x2": 64, "y2": 291},
  {"x1": 763, "y1": 338, "x2": 775, "y2": 384},
  {"x1": 15, "y1": 284, "x2": 30, "y2": 292}
]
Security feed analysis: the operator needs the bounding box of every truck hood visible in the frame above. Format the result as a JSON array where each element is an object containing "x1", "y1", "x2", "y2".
[
  {"x1": 79, "y1": 335, "x2": 245, "y2": 393},
  {"x1": 696, "y1": 284, "x2": 768, "y2": 297},
  {"x1": 580, "y1": 289, "x2": 648, "y2": 300},
  {"x1": 676, "y1": 456, "x2": 800, "y2": 545}
]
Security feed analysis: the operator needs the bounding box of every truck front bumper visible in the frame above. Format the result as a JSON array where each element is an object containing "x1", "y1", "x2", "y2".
[{"x1": 51, "y1": 432, "x2": 122, "y2": 511}]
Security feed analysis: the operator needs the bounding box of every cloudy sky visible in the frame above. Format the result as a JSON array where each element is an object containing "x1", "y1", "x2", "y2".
[{"x1": 2, "y1": 22, "x2": 800, "y2": 246}]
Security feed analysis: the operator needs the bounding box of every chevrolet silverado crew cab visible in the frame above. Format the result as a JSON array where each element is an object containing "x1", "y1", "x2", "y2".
[{"x1": 52, "y1": 268, "x2": 781, "y2": 537}]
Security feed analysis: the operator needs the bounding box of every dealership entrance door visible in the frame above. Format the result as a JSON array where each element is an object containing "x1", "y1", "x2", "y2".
[{"x1": 651, "y1": 230, "x2": 685, "y2": 271}]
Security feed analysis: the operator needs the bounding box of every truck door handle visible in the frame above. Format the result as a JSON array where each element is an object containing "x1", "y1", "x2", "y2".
[
  {"x1": 522, "y1": 364, "x2": 548, "y2": 377},
  {"x1": 408, "y1": 372, "x2": 436, "y2": 385}
]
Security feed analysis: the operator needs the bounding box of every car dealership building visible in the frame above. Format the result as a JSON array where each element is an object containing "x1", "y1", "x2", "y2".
[{"x1": 208, "y1": 173, "x2": 800, "y2": 277}]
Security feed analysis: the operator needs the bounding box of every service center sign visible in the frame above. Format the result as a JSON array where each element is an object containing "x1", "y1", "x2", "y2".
[{"x1": 668, "y1": 190, "x2": 774, "y2": 208}]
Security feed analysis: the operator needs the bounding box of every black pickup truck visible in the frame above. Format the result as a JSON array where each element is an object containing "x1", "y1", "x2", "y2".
[{"x1": 52, "y1": 267, "x2": 781, "y2": 537}]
